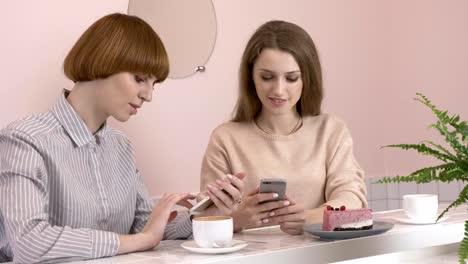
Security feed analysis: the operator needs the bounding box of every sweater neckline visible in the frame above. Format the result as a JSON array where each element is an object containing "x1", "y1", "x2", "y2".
[{"x1": 251, "y1": 118, "x2": 306, "y2": 140}]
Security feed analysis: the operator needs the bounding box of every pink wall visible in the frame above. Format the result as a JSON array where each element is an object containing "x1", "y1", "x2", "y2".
[
  {"x1": 0, "y1": 1, "x2": 466, "y2": 198},
  {"x1": 382, "y1": 0, "x2": 468, "y2": 177}
]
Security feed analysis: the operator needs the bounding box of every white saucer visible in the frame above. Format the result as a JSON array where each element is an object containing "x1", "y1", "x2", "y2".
[
  {"x1": 181, "y1": 239, "x2": 247, "y2": 254},
  {"x1": 393, "y1": 216, "x2": 448, "y2": 225}
]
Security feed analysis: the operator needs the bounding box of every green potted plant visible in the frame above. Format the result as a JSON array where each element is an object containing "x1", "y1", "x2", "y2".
[{"x1": 376, "y1": 93, "x2": 467, "y2": 263}]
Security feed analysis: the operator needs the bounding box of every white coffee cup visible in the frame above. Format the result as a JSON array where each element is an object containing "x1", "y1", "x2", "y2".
[
  {"x1": 402, "y1": 194, "x2": 438, "y2": 220},
  {"x1": 192, "y1": 216, "x2": 233, "y2": 248}
]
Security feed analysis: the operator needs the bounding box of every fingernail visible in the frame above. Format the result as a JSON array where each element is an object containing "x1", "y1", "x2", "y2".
[
  {"x1": 216, "y1": 179, "x2": 222, "y2": 184},
  {"x1": 262, "y1": 218, "x2": 269, "y2": 223},
  {"x1": 269, "y1": 211, "x2": 275, "y2": 216},
  {"x1": 207, "y1": 184, "x2": 212, "y2": 189},
  {"x1": 272, "y1": 193, "x2": 278, "y2": 198},
  {"x1": 227, "y1": 174, "x2": 233, "y2": 178},
  {"x1": 284, "y1": 201, "x2": 290, "y2": 206}
]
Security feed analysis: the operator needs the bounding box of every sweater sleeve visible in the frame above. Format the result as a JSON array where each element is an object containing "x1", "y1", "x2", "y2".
[
  {"x1": 200, "y1": 129, "x2": 232, "y2": 191},
  {"x1": 324, "y1": 125, "x2": 368, "y2": 209},
  {"x1": 0, "y1": 129, "x2": 119, "y2": 263}
]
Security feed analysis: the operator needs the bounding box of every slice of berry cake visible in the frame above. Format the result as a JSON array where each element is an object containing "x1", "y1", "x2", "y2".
[{"x1": 322, "y1": 206, "x2": 373, "y2": 231}]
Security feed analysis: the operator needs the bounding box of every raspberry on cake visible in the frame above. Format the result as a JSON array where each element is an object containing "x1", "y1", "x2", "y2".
[{"x1": 322, "y1": 206, "x2": 373, "y2": 231}]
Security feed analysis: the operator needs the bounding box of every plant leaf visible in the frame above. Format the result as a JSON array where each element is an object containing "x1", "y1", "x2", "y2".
[
  {"x1": 373, "y1": 163, "x2": 465, "y2": 184},
  {"x1": 437, "y1": 184, "x2": 468, "y2": 221},
  {"x1": 459, "y1": 221, "x2": 468, "y2": 264},
  {"x1": 415, "y1": 93, "x2": 467, "y2": 159},
  {"x1": 383, "y1": 143, "x2": 456, "y2": 163},
  {"x1": 382, "y1": 93, "x2": 467, "y2": 263},
  {"x1": 423, "y1": 140, "x2": 456, "y2": 159}
]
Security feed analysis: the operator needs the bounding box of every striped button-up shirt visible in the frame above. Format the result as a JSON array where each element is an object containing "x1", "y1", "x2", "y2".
[{"x1": 0, "y1": 91, "x2": 192, "y2": 263}]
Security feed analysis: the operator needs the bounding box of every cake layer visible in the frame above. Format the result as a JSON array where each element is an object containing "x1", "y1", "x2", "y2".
[
  {"x1": 333, "y1": 224, "x2": 373, "y2": 231},
  {"x1": 322, "y1": 208, "x2": 373, "y2": 231},
  {"x1": 338, "y1": 219, "x2": 373, "y2": 229}
]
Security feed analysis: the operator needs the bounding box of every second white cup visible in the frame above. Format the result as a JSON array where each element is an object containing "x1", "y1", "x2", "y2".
[{"x1": 402, "y1": 194, "x2": 438, "y2": 220}]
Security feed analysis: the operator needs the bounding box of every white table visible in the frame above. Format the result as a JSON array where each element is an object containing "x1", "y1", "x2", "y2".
[{"x1": 71, "y1": 204, "x2": 467, "y2": 264}]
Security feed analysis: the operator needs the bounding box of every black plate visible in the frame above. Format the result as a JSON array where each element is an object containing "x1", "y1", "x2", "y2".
[{"x1": 304, "y1": 220, "x2": 394, "y2": 239}]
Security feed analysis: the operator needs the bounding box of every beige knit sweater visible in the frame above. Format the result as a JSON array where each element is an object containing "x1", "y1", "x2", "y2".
[{"x1": 200, "y1": 113, "x2": 367, "y2": 210}]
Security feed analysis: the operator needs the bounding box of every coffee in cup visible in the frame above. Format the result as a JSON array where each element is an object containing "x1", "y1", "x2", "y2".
[
  {"x1": 402, "y1": 194, "x2": 438, "y2": 220},
  {"x1": 192, "y1": 216, "x2": 233, "y2": 248}
]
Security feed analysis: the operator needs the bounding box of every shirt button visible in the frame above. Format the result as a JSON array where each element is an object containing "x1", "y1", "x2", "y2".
[{"x1": 90, "y1": 145, "x2": 97, "y2": 152}]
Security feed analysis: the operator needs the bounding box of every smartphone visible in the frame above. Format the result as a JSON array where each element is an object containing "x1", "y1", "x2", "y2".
[
  {"x1": 189, "y1": 189, "x2": 231, "y2": 215},
  {"x1": 189, "y1": 196, "x2": 214, "y2": 215},
  {"x1": 259, "y1": 178, "x2": 287, "y2": 203}
]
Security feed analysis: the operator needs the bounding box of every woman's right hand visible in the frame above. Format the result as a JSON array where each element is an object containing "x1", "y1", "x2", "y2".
[
  {"x1": 231, "y1": 187, "x2": 291, "y2": 232},
  {"x1": 118, "y1": 193, "x2": 195, "y2": 254},
  {"x1": 140, "y1": 193, "x2": 195, "y2": 249}
]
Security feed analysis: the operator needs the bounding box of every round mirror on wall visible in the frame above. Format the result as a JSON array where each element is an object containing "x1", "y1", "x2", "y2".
[{"x1": 128, "y1": 0, "x2": 217, "y2": 79}]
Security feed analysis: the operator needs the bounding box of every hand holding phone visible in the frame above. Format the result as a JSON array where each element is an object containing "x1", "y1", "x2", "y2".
[
  {"x1": 191, "y1": 173, "x2": 245, "y2": 215},
  {"x1": 189, "y1": 196, "x2": 214, "y2": 215},
  {"x1": 189, "y1": 189, "x2": 231, "y2": 215},
  {"x1": 259, "y1": 178, "x2": 287, "y2": 203}
]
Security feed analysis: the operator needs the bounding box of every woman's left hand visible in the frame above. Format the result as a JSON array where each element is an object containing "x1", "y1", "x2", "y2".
[
  {"x1": 265, "y1": 196, "x2": 305, "y2": 235},
  {"x1": 202, "y1": 172, "x2": 246, "y2": 216}
]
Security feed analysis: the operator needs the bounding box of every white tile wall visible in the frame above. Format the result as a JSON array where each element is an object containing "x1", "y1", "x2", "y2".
[
  {"x1": 458, "y1": 181, "x2": 466, "y2": 192},
  {"x1": 386, "y1": 183, "x2": 399, "y2": 199},
  {"x1": 398, "y1": 182, "x2": 418, "y2": 196},
  {"x1": 387, "y1": 199, "x2": 401, "y2": 210},
  {"x1": 438, "y1": 181, "x2": 461, "y2": 202},
  {"x1": 371, "y1": 200, "x2": 388, "y2": 212},
  {"x1": 418, "y1": 182, "x2": 438, "y2": 195},
  {"x1": 370, "y1": 182, "x2": 387, "y2": 200},
  {"x1": 365, "y1": 178, "x2": 373, "y2": 202},
  {"x1": 366, "y1": 177, "x2": 465, "y2": 212}
]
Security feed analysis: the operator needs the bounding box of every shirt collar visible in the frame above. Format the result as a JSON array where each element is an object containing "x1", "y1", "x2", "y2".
[{"x1": 51, "y1": 90, "x2": 110, "y2": 147}]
